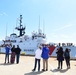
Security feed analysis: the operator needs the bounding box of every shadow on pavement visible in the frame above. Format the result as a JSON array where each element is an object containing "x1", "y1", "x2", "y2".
[
  {"x1": 24, "y1": 71, "x2": 43, "y2": 75},
  {"x1": 50, "y1": 68, "x2": 68, "y2": 73},
  {"x1": 74, "y1": 65, "x2": 76, "y2": 66},
  {"x1": 0, "y1": 63, "x2": 15, "y2": 66}
]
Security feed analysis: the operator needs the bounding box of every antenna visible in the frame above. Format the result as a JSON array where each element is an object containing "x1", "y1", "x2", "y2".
[
  {"x1": 38, "y1": 16, "x2": 40, "y2": 33},
  {"x1": 13, "y1": 25, "x2": 14, "y2": 33},
  {"x1": 16, "y1": 18, "x2": 19, "y2": 27},
  {"x1": 43, "y1": 19, "x2": 45, "y2": 34}
]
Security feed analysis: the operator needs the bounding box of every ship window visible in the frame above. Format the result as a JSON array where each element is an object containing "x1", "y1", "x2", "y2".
[
  {"x1": 20, "y1": 41, "x2": 22, "y2": 42},
  {"x1": 11, "y1": 40, "x2": 16, "y2": 42}
]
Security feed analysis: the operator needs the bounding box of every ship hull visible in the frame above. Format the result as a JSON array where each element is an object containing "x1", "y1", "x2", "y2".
[{"x1": 1, "y1": 45, "x2": 76, "y2": 59}]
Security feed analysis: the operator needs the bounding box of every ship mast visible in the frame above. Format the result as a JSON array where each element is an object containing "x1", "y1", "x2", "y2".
[
  {"x1": 15, "y1": 15, "x2": 25, "y2": 37},
  {"x1": 38, "y1": 16, "x2": 41, "y2": 34}
]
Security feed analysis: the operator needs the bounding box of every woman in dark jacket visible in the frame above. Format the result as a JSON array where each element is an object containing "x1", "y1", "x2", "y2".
[
  {"x1": 56, "y1": 47, "x2": 64, "y2": 69},
  {"x1": 64, "y1": 48, "x2": 70, "y2": 69}
]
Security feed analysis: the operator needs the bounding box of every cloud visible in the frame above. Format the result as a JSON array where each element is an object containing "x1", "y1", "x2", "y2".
[
  {"x1": 50, "y1": 33, "x2": 70, "y2": 39},
  {"x1": 0, "y1": 12, "x2": 8, "y2": 16},
  {"x1": 54, "y1": 24, "x2": 73, "y2": 32},
  {"x1": 0, "y1": 37, "x2": 5, "y2": 41}
]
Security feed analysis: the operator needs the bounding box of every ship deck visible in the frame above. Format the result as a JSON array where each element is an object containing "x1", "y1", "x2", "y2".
[{"x1": 0, "y1": 54, "x2": 76, "y2": 75}]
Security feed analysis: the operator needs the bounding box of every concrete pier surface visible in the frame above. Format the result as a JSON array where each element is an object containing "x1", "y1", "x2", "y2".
[{"x1": 0, "y1": 54, "x2": 76, "y2": 75}]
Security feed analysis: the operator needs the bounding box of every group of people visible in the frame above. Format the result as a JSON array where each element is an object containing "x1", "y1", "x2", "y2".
[
  {"x1": 4, "y1": 44, "x2": 21, "y2": 64},
  {"x1": 56, "y1": 47, "x2": 70, "y2": 69},
  {"x1": 4, "y1": 44, "x2": 70, "y2": 71},
  {"x1": 32, "y1": 45, "x2": 71, "y2": 72}
]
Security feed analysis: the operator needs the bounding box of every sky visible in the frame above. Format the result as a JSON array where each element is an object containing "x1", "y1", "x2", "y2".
[{"x1": 0, "y1": 0, "x2": 76, "y2": 44}]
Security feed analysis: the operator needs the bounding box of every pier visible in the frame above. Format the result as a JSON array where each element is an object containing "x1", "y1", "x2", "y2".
[{"x1": 0, "y1": 54, "x2": 76, "y2": 75}]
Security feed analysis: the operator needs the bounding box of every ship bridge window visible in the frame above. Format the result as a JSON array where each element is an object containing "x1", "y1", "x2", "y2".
[
  {"x1": 11, "y1": 40, "x2": 16, "y2": 42},
  {"x1": 32, "y1": 36, "x2": 34, "y2": 40},
  {"x1": 5, "y1": 40, "x2": 10, "y2": 42},
  {"x1": 43, "y1": 36, "x2": 45, "y2": 38},
  {"x1": 35, "y1": 37, "x2": 37, "y2": 39},
  {"x1": 20, "y1": 40, "x2": 22, "y2": 42}
]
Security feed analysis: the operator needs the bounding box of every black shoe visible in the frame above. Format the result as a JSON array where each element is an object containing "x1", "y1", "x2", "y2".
[
  {"x1": 57, "y1": 67, "x2": 60, "y2": 69},
  {"x1": 68, "y1": 66, "x2": 70, "y2": 69},
  {"x1": 38, "y1": 70, "x2": 40, "y2": 72},
  {"x1": 42, "y1": 69, "x2": 45, "y2": 71},
  {"x1": 32, "y1": 69, "x2": 35, "y2": 71},
  {"x1": 46, "y1": 69, "x2": 48, "y2": 71},
  {"x1": 16, "y1": 62, "x2": 19, "y2": 64}
]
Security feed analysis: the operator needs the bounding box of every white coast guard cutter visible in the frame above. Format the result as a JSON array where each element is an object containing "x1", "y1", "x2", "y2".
[{"x1": 0, "y1": 15, "x2": 76, "y2": 59}]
